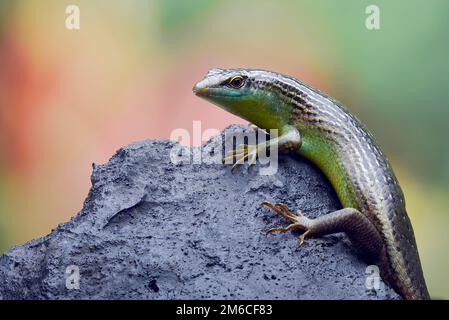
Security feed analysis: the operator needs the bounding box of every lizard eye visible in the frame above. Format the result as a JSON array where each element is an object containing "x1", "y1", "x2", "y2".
[{"x1": 228, "y1": 76, "x2": 245, "y2": 89}]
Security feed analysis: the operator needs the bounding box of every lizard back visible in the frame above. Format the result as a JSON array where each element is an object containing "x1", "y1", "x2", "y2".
[{"x1": 268, "y1": 72, "x2": 430, "y2": 299}]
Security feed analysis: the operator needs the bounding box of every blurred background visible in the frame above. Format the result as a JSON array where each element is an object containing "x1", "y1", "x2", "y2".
[{"x1": 0, "y1": 0, "x2": 448, "y2": 298}]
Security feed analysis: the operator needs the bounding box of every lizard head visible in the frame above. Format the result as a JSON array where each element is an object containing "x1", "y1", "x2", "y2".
[
  {"x1": 193, "y1": 68, "x2": 252, "y2": 102},
  {"x1": 193, "y1": 68, "x2": 290, "y2": 130}
]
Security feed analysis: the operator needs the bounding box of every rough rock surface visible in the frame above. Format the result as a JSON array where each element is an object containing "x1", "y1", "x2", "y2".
[{"x1": 0, "y1": 125, "x2": 399, "y2": 299}]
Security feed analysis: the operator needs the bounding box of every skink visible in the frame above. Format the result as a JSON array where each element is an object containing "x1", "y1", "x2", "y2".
[{"x1": 193, "y1": 68, "x2": 429, "y2": 300}]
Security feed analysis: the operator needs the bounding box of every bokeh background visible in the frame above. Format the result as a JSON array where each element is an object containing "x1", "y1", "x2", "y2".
[{"x1": 0, "y1": 0, "x2": 448, "y2": 298}]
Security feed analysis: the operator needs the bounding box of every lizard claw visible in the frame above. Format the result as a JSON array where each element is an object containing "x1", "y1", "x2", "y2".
[
  {"x1": 223, "y1": 144, "x2": 258, "y2": 172},
  {"x1": 298, "y1": 230, "x2": 310, "y2": 246},
  {"x1": 262, "y1": 201, "x2": 311, "y2": 245}
]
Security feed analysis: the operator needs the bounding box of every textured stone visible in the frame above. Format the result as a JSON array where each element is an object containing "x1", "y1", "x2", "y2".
[{"x1": 0, "y1": 125, "x2": 399, "y2": 300}]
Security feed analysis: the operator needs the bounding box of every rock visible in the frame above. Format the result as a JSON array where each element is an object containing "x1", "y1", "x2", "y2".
[{"x1": 0, "y1": 125, "x2": 399, "y2": 299}]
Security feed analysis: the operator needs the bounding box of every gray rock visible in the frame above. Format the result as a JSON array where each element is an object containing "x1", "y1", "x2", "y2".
[{"x1": 0, "y1": 125, "x2": 399, "y2": 300}]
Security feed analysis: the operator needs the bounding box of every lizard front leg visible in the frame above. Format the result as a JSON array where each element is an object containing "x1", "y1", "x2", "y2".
[{"x1": 223, "y1": 125, "x2": 301, "y2": 171}]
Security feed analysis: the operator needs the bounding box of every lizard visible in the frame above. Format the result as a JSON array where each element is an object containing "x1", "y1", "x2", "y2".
[{"x1": 192, "y1": 68, "x2": 430, "y2": 300}]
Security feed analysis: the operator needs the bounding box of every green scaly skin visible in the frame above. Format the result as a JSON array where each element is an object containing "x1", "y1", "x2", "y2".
[{"x1": 193, "y1": 68, "x2": 429, "y2": 300}]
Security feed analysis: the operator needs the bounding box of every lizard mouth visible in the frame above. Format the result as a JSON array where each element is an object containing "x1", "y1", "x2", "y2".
[{"x1": 193, "y1": 82, "x2": 242, "y2": 99}]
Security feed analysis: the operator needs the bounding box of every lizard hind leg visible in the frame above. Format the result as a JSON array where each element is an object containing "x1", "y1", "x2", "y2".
[
  {"x1": 262, "y1": 202, "x2": 384, "y2": 256},
  {"x1": 262, "y1": 201, "x2": 312, "y2": 245}
]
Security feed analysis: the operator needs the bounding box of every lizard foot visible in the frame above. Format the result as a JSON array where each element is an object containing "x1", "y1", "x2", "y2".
[
  {"x1": 262, "y1": 201, "x2": 311, "y2": 245},
  {"x1": 223, "y1": 144, "x2": 258, "y2": 172}
]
